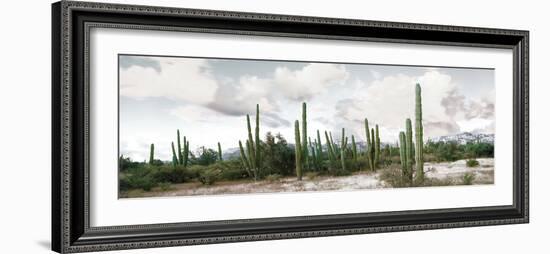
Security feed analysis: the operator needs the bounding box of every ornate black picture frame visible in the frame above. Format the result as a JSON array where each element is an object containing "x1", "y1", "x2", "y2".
[{"x1": 52, "y1": 1, "x2": 529, "y2": 253}]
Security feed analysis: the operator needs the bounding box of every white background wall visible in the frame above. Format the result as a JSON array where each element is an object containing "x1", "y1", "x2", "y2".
[{"x1": 0, "y1": 0, "x2": 546, "y2": 253}]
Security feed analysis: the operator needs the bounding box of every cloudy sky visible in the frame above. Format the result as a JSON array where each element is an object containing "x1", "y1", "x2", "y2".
[{"x1": 119, "y1": 55, "x2": 495, "y2": 162}]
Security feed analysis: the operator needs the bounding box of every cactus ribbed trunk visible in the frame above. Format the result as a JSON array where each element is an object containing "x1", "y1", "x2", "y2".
[
  {"x1": 364, "y1": 119, "x2": 374, "y2": 171},
  {"x1": 301, "y1": 102, "x2": 309, "y2": 171},
  {"x1": 171, "y1": 142, "x2": 178, "y2": 166},
  {"x1": 340, "y1": 128, "x2": 347, "y2": 171},
  {"x1": 149, "y1": 143, "x2": 154, "y2": 165},
  {"x1": 183, "y1": 140, "x2": 189, "y2": 167},
  {"x1": 415, "y1": 83, "x2": 424, "y2": 184},
  {"x1": 238, "y1": 140, "x2": 252, "y2": 176},
  {"x1": 399, "y1": 132, "x2": 407, "y2": 173},
  {"x1": 255, "y1": 104, "x2": 261, "y2": 171},
  {"x1": 177, "y1": 130, "x2": 183, "y2": 165},
  {"x1": 217, "y1": 142, "x2": 223, "y2": 161},
  {"x1": 246, "y1": 115, "x2": 256, "y2": 170},
  {"x1": 294, "y1": 120, "x2": 303, "y2": 180},
  {"x1": 351, "y1": 135, "x2": 358, "y2": 169},
  {"x1": 316, "y1": 130, "x2": 323, "y2": 160},
  {"x1": 405, "y1": 118, "x2": 414, "y2": 182},
  {"x1": 325, "y1": 131, "x2": 335, "y2": 166},
  {"x1": 370, "y1": 129, "x2": 376, "y2": 170},
  {"x1": 375, "y1": 124, "x2": 380, "y2": 167}
]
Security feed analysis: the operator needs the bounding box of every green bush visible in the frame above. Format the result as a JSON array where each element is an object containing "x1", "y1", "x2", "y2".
[
  {"x1": 265, "y1": 174, "x2": 282, "y2": 182},
  {"x1": 151, "y1": 166, "x2": 188, "y2": 183},
  {"x1": 466, "y1": 159, "x2": 480, "y2": 167},
  {"x1": 120, "y1": 173, "x2": 156, "y2": 191},
  {"x1": 462, "y1": 173, "x2": 476, "y2": 185},
  {"x1": 198, "y1": 168, "x2": 221, "y2": 185}
]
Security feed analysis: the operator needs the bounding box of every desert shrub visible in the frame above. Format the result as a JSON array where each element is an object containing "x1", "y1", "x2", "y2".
[
  {"x1": 158, "y1": 182, "x2": 173, "y2": 191},
  {"x1": 151, "y1": 165, "x2": 188, "y2": 183},
  {"x1": 462, "y1": 173, "x2": 476, "y2": 185},
  {"x1": 121, "y1": 173, "x2": 156, "y2": 191},
  {"x1": 466, "y1": 159, "x2": 480, "y2": 167},
  {"x1": 265, "y1": 174, "x2": 282, "y2": 182},
  {"x1": 215, "y1": 160, "x2": 249, "y2": 181},
  {"x1": 192, "y1": 147, "x2": 219, "y2": 166},
  {"x1": 305, "y1": 172, "x2": 319, "y2": 180},
  {"x1": 378, "y1": 167, "x2": 412, "y2": 188},
  {"x1": 198, "y1": 168, "x2": 221, "y2": 185},
  {"x1": 186, "y1": 165, "x2": 206, "y2": 179}
]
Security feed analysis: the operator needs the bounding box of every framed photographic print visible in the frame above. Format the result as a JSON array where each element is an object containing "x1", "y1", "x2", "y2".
[{"x1": 51, "y1": 1, "x2": 529, "y2": 253}]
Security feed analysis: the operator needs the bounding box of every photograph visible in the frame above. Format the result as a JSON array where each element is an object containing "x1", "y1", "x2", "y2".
[{"x1": 118, "y1": 55, "x2": 496, "y2": 198}]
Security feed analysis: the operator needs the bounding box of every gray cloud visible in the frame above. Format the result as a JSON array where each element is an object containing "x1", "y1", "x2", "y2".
[
  {"x1": 441, "y1": 89, "x2": 466, "y2": 118},
  {"x1": 120, "y1": 55, "x2": 162, "y2": 73}
]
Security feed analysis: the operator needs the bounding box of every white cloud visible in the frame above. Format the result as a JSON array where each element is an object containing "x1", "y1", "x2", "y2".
[
  {"x1": 120, "y1": 58, "x2": 218, "y2": 104},
  {"x1": 274, "y1": 63, "x2": 349, "y2": 101}
]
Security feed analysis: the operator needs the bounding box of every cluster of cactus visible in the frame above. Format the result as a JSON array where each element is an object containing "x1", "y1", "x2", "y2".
[
  {"x1": 171, "y1": 129, "x2": 189, "y2": 167},
  {"x1": 340, "y1": 128, "x2": 348, "y2": 171},
  {"x1": 398, "y1": 119, "x2": 414, "y2": 183},
  {"x1": 149, "y1": 143, "x2": 154, "y2": 165},
  {"x1": 309, "y1": 130, "x2": 324, "y2": 171},
  {"x1": 238, "y1": 104, "x2": 263, "y2": 180},
  {"x1": 364, "y1": 119, "x2": 381, "y2": 171},
  {"x1": 398, "y1": 83, "x2": 424, "y2": 184}
]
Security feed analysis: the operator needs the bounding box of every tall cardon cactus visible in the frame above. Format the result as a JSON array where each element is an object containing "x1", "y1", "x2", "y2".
[
  {"x1": 415, "y1": 83, "x2": 424, "y2": 184},
  {"x1": 405, "y1": 118, "x2": 414, "y2": 182},
  {"x1": 294, "y1": 120, "x2": 303, "y2": 180},
  {"x1": 217, "y1": 142, "x2": 223, "y2": 162},
  {"x1": 301, "y1": 102, "x2": 309, "y2": 170},
  {"x1": 149, "y1": 143, "x2": 154, "y2": 165}
]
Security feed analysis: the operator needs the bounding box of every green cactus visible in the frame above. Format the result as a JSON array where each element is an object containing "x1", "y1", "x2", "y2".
[
  {"x1": 295, "y1": 120, "x2": 303, "y2": 180},
  {"x1": 217, "y1": 142, "x2": 223, "y2": 161},
  {"x1": 176, "y1": 130, "x2": 183, "y2": 165},
  {"x1": 340, "y1": 128, "x2": 347, "y2": 171},
  {"x1": 170, "y1": 142, "x2": 178, "y2": 166},
  {"x1": 316, "y1": 130, "x2": 323, "y2": 160},
  {"x1": 415, "y1": 83, "x2": 424, "y2": 184},
  {"x1": 255, "y1": 104, "x2": 261, "y2": 170},
  {"x1": 183, "y1": 140, "x2": 189, "y2": 167},
  {"x1": 325, "y1": 131, "x2": 336, "y2": 167},
  {"x1": 149, "y1": 143, "x2": 154, "y2": 165},
  {"x1": 405, "y1": 118, "x2": 414, "y2": 182},
  {"x1": 364, "y1": 118, "x2": 374, "y2": 171},
  {"x1": 351, "y1": 135, "x2": 358, "y2": 170},
  {"x1": 238, "y1": 140, "x2": 252, "y2": 176},
  {"x1": 239, "y1": 104, "x2": 262, "y2": 180},
  {"x1": 399, "y1": 132, "x2": 407, "y2": 173},
  {"x1": 375, "y1": 124, "x2": 380, "y2": 167},
  {"x1": 302, "y1": 102, "x2": 309, "y2": 171}
]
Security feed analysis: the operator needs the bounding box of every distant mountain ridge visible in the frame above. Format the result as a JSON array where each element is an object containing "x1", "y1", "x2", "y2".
[{"x1": 427, "y1": 132, "x2": 494, "y2": 145}]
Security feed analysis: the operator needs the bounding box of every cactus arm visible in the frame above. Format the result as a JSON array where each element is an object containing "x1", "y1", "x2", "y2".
[
  {"x1": 405, "y1": 118, "x2": 413, "y2": 181},
  {"x1": 239, "y1": 140, "x2": 252, "y2": 175},
  {"x1": 399, "y1": 132, "x2": 407, "y2": 175}
]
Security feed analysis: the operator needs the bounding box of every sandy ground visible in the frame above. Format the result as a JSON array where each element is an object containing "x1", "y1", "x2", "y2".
[
  {"x1": 424, "y1": 158, "x2": 494, "y2": 183},
  {"x1": 125, "y1": 158, "x2": 494, "y2": 198}
]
